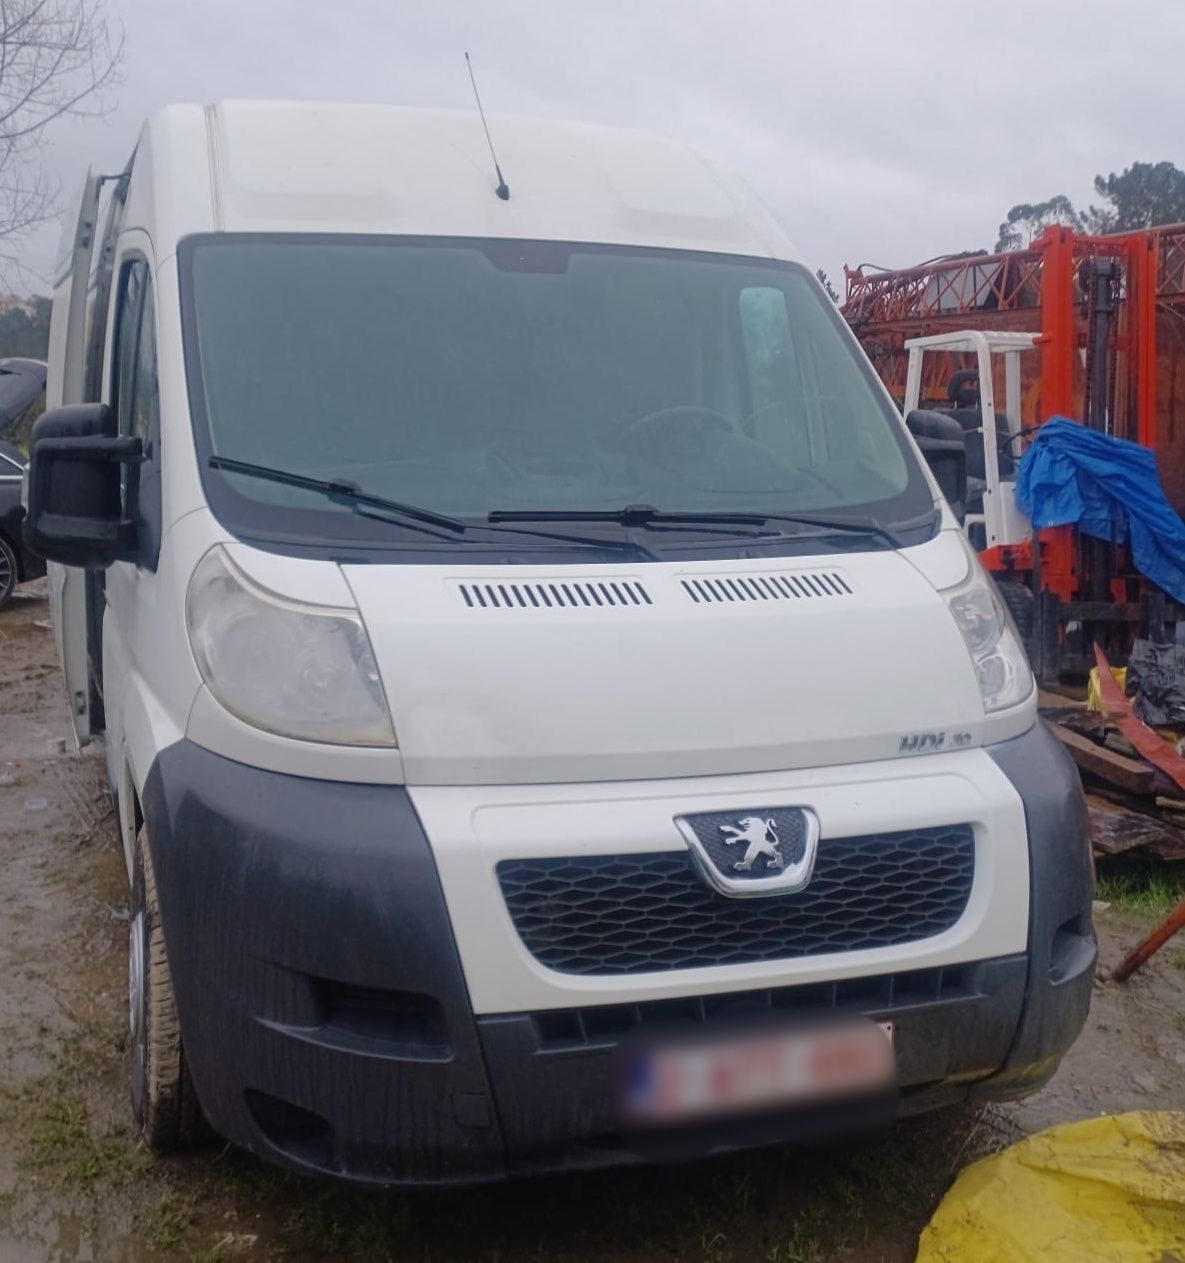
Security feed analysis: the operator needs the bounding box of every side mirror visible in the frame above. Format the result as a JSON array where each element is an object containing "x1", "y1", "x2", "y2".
[
  {"x1": 23, "y1": 403, "x2": 142, "y2": 568},
  {"x1": 906, "y1": 409, "x2": 968, "y2": 522}
]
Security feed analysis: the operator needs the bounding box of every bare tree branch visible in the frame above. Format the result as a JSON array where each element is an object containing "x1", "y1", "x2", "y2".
[{"x1": 0, "y1": 0, "x2": 122, "y2": 253}]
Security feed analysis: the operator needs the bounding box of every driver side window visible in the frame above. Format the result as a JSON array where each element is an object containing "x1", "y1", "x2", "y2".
[
  {"x1": 111, "y1": 259, "x2": 158, "y2": 448},
  {"x1": 109, "y1": 255, "x2": 162, "y2": 565}
]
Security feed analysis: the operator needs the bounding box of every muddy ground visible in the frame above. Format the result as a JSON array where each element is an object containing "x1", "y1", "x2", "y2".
[{"x1": 1, "y1": 584, "x2": 1183, "y2": 1263}]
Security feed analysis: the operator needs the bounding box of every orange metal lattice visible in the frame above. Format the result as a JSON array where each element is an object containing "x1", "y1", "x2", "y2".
[{"x1": 840, "y1": 225, "x2": 1185, "y2": 606}]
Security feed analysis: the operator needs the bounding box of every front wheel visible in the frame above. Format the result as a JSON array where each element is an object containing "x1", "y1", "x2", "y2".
[{"x1": 128, "y1": 823, "x2": 206, "y2": 1150}]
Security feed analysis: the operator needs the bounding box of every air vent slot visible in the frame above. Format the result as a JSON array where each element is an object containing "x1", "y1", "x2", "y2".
[
  {"x1": 680, "y1": 571, "x2": 852, "y2": 604},
  {"x1": 458, "y1": 579, "x2": 652, "y2": 610}
]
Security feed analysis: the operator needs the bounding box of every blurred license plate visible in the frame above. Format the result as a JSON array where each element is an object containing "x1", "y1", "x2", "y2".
[{"x1": 621, "y1": 1020, "x2": 894, "y2": 1125}]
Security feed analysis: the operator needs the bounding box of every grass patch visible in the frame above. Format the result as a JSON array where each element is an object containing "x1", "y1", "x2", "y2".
[
  {"x1": 286, "y1": 1189, "x2": 410, "y2": 1260},
  {"x1": 133, "y1": 1188, "x2": 198, "y2": 1251},
  {"x1": 14, "y1": 1027, "x2": 148, "y2": 1192},
  {"x1": 1096, "y1": 856, "x2": 1185, "y2": 919},
  {"x1": 23, "y1": 1095, "x2": 135, "y2": 1188}
]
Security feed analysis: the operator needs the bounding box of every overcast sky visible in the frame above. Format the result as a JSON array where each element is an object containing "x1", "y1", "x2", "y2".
[{"x1": 19, "y1": 0, "x2": 1185, "y2": 294}]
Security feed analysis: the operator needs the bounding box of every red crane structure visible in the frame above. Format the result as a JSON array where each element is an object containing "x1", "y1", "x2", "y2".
[{"x1": 842, "y1": 224, "x2": 1185, "y2": 680}]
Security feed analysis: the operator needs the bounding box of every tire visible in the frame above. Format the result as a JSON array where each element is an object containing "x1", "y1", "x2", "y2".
[
  {"x1": 0, "y1": 534, "x2": 17, "y2": 610},
  {"x1": 997, "y1": 580, "x2": 1036, "y2": 660},
  {"x1": 129, "y1": 823, "x2": 206, "y2": 1150}
]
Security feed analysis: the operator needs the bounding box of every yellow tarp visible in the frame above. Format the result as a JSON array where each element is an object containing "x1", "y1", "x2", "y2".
[
  {"x1": 1088, "y1": 665, "x2": 1127, "y2": 713},
  {"x1": 916, "y1": 1112, "x2": 1185, "y2": 1263}
]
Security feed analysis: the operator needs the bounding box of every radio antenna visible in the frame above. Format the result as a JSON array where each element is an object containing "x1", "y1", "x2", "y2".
[{"x1": 465, "y1": 52, "x2": 510, "y2": 201}]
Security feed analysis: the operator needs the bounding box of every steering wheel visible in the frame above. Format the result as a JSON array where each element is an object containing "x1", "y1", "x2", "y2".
[{"x1": 619, "y1": 405, "x2": 742, "y2": 448}]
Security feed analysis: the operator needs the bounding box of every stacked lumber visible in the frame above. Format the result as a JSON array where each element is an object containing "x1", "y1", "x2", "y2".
[{"x1": 1043, "y1": 690, "x2": 1185, "y2": 863}]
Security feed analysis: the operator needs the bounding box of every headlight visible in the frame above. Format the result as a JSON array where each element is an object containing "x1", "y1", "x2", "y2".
[
  {"x1": 942, "y1": 538, "x2": 1034, "y2": 713},
  {"x1": 186, "y1": 546, "x2": 396, "y2": 746}
]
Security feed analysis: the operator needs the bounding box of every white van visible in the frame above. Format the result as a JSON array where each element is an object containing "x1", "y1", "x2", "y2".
[{"x1": 25, "y1": 102, "x2": 1095, "y2": 1185}]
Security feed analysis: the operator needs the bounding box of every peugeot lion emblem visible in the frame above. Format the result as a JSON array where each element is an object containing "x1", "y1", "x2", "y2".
[
  {"x1": 674, "y1": 806, "x2": 821, "y2": 898},
  {"x1": 720, "y1": 816, "x2": 784, "y2": 872}
]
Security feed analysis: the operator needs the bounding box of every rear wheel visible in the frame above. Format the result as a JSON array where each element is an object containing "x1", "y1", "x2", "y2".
[
  {"x1": 0, "y1": 534, "x2": 17, "y2": 610},
  {"x1": 129, "y1": 823, "x2": 206, "y2": 1150}
]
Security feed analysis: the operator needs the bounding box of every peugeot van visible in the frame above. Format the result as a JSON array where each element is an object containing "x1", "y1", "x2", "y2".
[{"x1": 24, "y1": 103, "x2": 1095, "y2": 1185}]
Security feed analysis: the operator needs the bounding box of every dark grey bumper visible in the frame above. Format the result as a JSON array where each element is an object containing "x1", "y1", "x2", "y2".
[
  {"x1": 141, "y1": 721, "x2": 1094, "y2": 1187},
  {"x1": 974, "y1": 720, "x2": 1097, "y2": 1099}
]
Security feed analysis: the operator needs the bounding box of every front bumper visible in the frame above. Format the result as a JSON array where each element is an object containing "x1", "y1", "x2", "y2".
[{"x1": 142, "y1": 723, "x2": 1095, "y2": 1187}]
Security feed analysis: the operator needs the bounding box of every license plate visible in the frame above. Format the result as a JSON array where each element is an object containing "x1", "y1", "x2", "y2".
[{"x1": 620, "y1": 1020, "x2": 894, "y2": 1125}]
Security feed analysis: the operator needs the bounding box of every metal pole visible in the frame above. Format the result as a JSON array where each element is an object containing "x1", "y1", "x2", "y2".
[{"x1": 1112, "y1": 895, "x2": 1185, "y2": 982}]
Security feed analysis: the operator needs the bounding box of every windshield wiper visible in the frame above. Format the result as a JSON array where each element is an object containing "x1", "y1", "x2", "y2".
[
  {"x1": 210, "y1": 456, "x2": 656, "y2": 557},
  {"x1": 489, "y1": 504, "x2": 903, "y2": 548},
  {"x1": 210, "y1": 456, "x2": 468, "y2": 533}
]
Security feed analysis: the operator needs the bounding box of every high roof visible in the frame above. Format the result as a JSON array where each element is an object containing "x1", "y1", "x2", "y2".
[{"x1": 120, "y1": 101, "x2": 801, "y2": 261}]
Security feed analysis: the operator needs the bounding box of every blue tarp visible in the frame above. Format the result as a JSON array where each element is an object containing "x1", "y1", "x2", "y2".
[{"x1": 1016, "y1": 416, "x2": 1185, "y2": 605}]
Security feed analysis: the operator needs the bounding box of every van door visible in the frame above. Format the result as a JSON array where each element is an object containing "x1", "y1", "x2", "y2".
[
  {"x1": 99, "y1": 240, "x2": 161, "y2": 786},
  {"x1": 45, "y1": 171, "x2": 100, "y2": 746}
]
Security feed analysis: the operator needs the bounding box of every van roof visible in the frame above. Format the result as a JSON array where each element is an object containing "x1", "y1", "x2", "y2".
[{"x1": 123, "y1": 101, "x2": 802, "y2": 261}]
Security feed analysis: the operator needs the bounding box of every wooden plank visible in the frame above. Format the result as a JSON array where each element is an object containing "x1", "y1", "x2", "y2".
[
  {"x1": 1087, "y1": 793, "x2": 1185, "y2": 857},
  {"x1": 1053, "y1": 724, "x2": 1157, "y2": 795}
]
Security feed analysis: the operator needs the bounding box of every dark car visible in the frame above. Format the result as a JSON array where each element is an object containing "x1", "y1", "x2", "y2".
[
  {"x1": 1, "y1": 437, "x2": 45, "y2": 607},
  {"x1": 0, "y1": 357, "x2": 50, "y2": 608}
]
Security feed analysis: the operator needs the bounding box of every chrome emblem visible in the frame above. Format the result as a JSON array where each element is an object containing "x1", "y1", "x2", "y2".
[
  {"x1": 674, "y1": 805, "x2": 821, "y2": 898},
  {"x1": 720, "y1": 816, "x2": 784, "y2": 872}
]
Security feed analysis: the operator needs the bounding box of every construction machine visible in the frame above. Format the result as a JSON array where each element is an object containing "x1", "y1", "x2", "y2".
[{"x1": 844, "y1": 224, "x2": 1185, "y2": 681}]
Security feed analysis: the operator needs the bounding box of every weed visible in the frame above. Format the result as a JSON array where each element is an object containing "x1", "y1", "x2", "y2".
[
  {"x1": 701, "y1": 1230, "x2": 732, "y2": 1263},
  {"x1": 134, "y1": 1188, "x2": 198, "y2": 1251},
  {"x1": 14, "y1": 1025, "x2": 147, "y2": 1193},
  {"x1": 286, "y1": 1189, "x2": 409, "y2": 1261},
  {"x1": 186, "y1": 1228, "x2": 265, "y2": 1261},
  {"x1": 765, "y1": 1231, "x2": 826, "y2": 1263},
  {"x1": 1096, "y1": 858, "x2": 1185, "y2": 919},
  {"x1": 21, "y1": 1085, "x2": 142, "y2": 1189}
]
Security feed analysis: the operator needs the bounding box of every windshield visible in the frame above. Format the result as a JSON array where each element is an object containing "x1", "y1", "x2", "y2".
[{"x1": 180, "y1": 235, "x2": 933, "y2": 554}]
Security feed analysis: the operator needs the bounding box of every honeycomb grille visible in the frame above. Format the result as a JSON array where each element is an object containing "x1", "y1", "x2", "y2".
[{"x1": 497, "y1": 827, "x2": 975, "y2": 976}]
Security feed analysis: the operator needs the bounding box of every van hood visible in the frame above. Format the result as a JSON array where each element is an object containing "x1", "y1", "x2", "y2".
[{"x1": 341, "y1": 541, "x2": 987, "y2": 786}]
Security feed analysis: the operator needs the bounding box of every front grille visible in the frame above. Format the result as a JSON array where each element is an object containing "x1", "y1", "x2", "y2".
[
  {"x1": 531, "y1": 963, "x2": 979, "y2": 1049},
  {"x1": 497, "y1": 826, "x2": 975, "y2": 976}
]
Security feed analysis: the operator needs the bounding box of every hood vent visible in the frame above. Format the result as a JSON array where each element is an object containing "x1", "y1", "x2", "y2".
[
  {"x1": 681, "y1": 571, "x2": 851, "y2": 604},
  {"x1": 458, "y1": 579, "x2": 652, "y2": 610}
]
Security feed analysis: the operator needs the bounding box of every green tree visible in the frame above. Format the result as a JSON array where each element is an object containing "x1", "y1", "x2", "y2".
[
  {"x1": 995, "y1": 195, "x2": 1083, "y2": 252},
  {"x1": 0, "y1": 295, "x2": 50, "y2": 357},
  {"x1": 1084, "y1": 161, "x2": 1185, "y2": 233},
  {"x1": 815, "y1": 268, "x2": 840, "y2": 302}
]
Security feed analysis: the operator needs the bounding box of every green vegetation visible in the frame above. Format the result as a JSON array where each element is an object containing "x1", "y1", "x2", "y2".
[
  {"x1": 1096, "y1": 857, "x2": 1185, "y2": 919},
  {"x1": 14, "y1": 1025, "x2": 148, "y2": 1192},
  {"x1": 286, "y1": 1189, "x2": 410, "y2": 1261},
  {"x1": 133, "y1": 1188, "x2": 198, "y2": 1251},
  {"x1": 0, "y1": 295, "x2": 49, "y2": 359},
  {"x1": 995, "y1": 161, "x2": 1185, "y2": 251}
]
